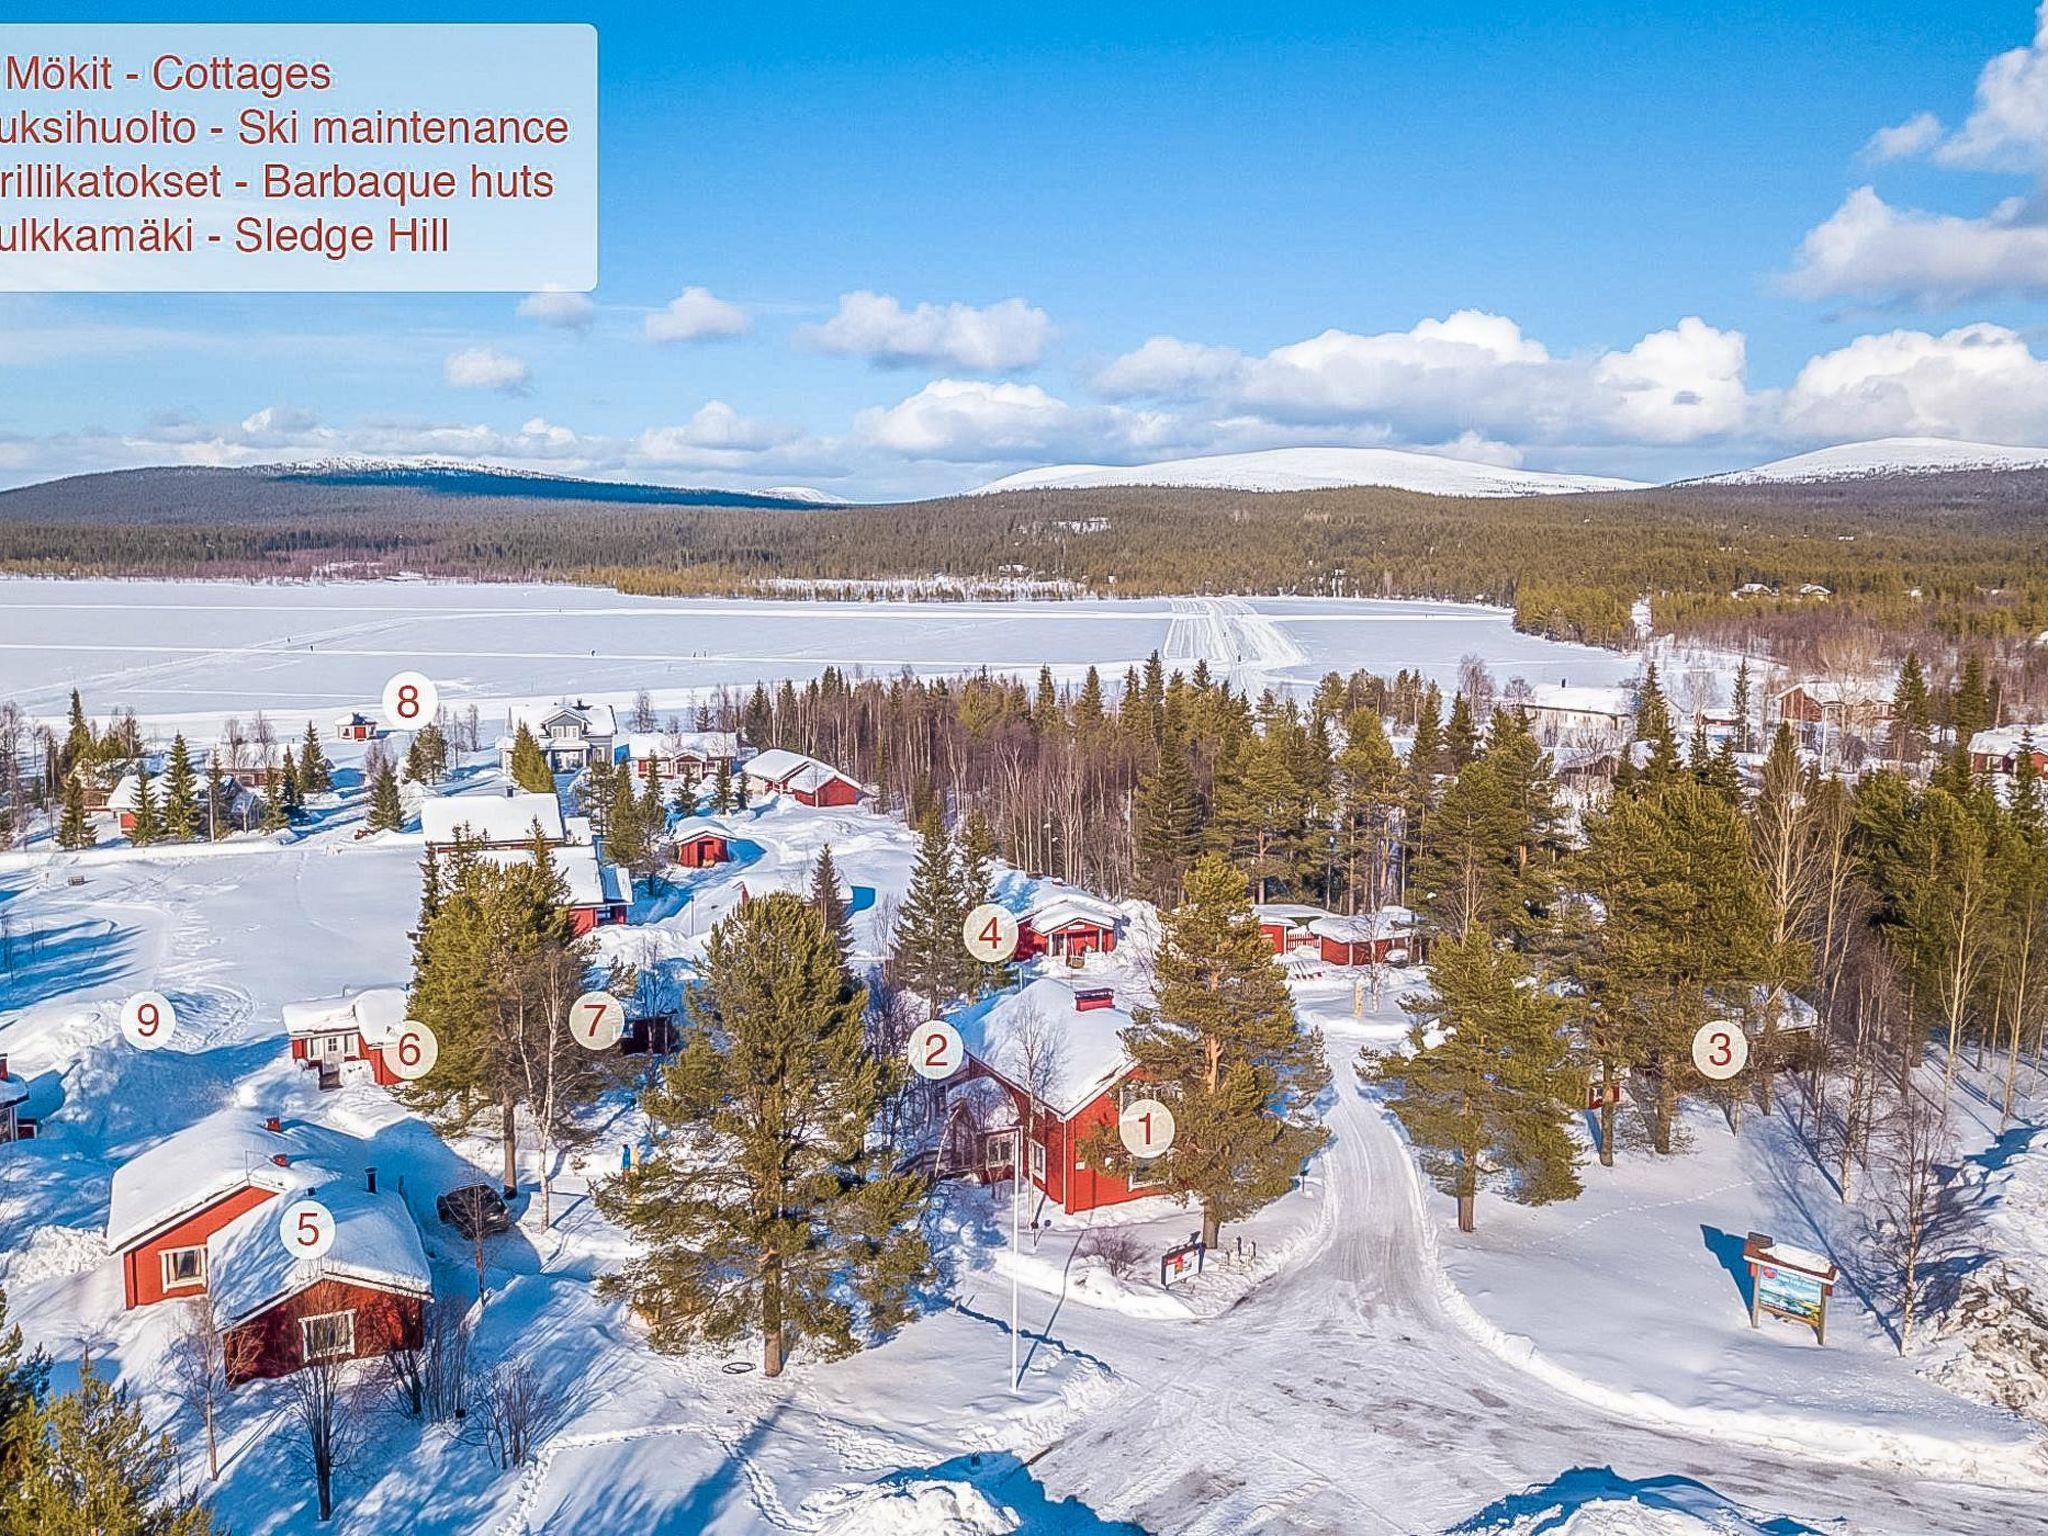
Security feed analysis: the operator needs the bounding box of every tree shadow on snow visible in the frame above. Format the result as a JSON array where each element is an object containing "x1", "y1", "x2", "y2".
[
  {"x1": 1699, "y1": 1224, "x2": 1754, "y2": 1311},
  {"x1": 0, "y1": 914, "x2": 137, "y2": 1011},
  {"x1": 1448, "y1": 1466, "x2": 1822, "y2": 1534}
]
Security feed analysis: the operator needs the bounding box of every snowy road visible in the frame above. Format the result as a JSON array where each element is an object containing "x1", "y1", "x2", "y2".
[{"x1": 1023, "y1": 1037, "x2": 2046, "y2": 1535}]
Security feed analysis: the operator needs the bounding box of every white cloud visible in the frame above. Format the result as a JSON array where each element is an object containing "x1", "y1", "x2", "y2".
[
  {"x1": 1588, "y1": 316, "x2": 1750, "y2": 442},
  {"x1": 1935, "y1": 2, "x2": 2048, "y2": 169},
  {"x1": 1787, "y1": 185, "x2": 2048, "y2": 303},
  {"x1": 644, "y1": 287, "x2": 749, "y2": 343},
  {"x1": 635, "y1": 401, "x2": 801, "y2": 466},
  {"x1": 1863, "y1": 111, "x2": 1944, "y2": 163},
  {"x1": 442, "y1": 347, "x2": 532, "y2": 394},
  {"x1": 1781, "y1": 322, "x2": 2048, "y2": 443},
  {"x1": 806, "y1": 292, "x2": 1052, "y2": 371},
  {"x1": 852, "y1": 378, "x2": 1173, "y2": 462},
  {"x1": 1094, "y1": 335, "x2": 1242, "y2": 396},
  {"x1": 516, "y1": 289, "x2": 596, "y2": 330}
]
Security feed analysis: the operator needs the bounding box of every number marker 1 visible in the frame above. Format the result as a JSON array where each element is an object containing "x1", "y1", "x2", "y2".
[{"x1": 1118, "y1": 1097, "x2": 1177, "y2": 1158}]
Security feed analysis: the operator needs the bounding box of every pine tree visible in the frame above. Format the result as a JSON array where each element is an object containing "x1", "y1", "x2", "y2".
[
  {"x1": 163, "y1": 735, "x2": 199, "y2": 842},
  {"x1": 597, "y1": 893, "x2": 929, "y2": 1376},
  {"x1": 1106, "y1": 855, "x2": 1329, "y2": 1247},
  {"x1": 810, "y1": 845, "x2": 854, "y2": 972},
  {"x1": 1, "y1": 1282, "x2": 50, "y2": 1458},
  {"x1": 366, "y1": 759, "x2": 404, "y2": 832},
  {"x1": 1731, "y1": 659, "x2": 1754, "y2": 754},
  {"x1": 404, "y1": 722, "x2": 449, "y2": 785},
  {"x1": 1208, "y1": 727, "x2": 1302, "y2": 902},
  {"x1": 1370, "y1": 931, "x2": 1581, "y2": 1231},
  {"x1": 55, "y1": 775, "x2": 92, "y2": 851},
  {"x1": 891, "y1": 809, "x2": 968, "y2": 1007},
  {"x1": 710, "y1": 757, "x2": 735, "y2": 814},
  {"x1": 1335, "y1": 707, "x2": 1402, "y2": 911},
  {"x1": 279, "y1": 748, "x2": 302, "y2": 817},
  {"x1": 1890, "y1": 651, "x2": 1930, "y2": 765},
  {"x1": 61, "y1": 689, "x2": 92, "y2": 774},
  {"x1": 1445, "y1": 692, "x2": 1480, "y2": 767},
  {"x1": 1411, "y1": 756, "x2": 1521, "y2": 943},
  {"x1": 1633, "y1": 664, "x2": 1681, "y2": 786},
  {"x1": 1133, "y1": 728, "x2": 1201, "y2": 905},
  {"x1": 298, "y1": 721, "x2": 331, "y2": 794},
  {"x1": 1, "y1": 1361, "x2": 217, "y2": 1535},
  {"x1": 128, "y1": 771, "x2": 161, "y2": 846},
  {"x1": 508, "y1": 723, "x2": 554, "y2": 795}
]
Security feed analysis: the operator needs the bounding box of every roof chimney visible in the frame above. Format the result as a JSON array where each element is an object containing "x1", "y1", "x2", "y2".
[
  {"x1": 365, "y1": 1166, "x2": 378, "y2": 1194},
  {"x1": 271, "y1": 1152, "x2": 290, "y2": 1168},
  {"x1": 265, "y1": 1114, "x2": 282, "y2": 1133}
]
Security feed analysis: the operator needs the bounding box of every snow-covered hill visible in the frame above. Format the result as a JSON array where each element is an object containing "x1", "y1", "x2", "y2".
[
  {"x1": 1691, "y1": 437, "x2": 2048, "y2": 486},
  {"x1": 970, "y1": 446, "x2": 1647, "y2": 498}
]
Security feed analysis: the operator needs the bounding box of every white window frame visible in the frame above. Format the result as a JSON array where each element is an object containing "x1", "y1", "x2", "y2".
[
  {"x1": 1028, "y1": 1139, "x2": 1048, "y2": 1184},
  {"x1": 984, "y1": 1133, "x2": 1012, "y2": 1170},
  {"x1": 299, "y1": 1310, "x2": 356, "y2": 1362},
  {"x1": 160, "y1": 1245, "x2": 206, "y2": 1291},
  {"x1": 1128, "y1": 1155, "x2": 1166, "y2": 1190}
]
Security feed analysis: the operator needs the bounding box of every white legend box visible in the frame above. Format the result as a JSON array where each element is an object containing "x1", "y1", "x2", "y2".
[{"x1": 0, "y1": 23, "x2": 597, "y2": 290}]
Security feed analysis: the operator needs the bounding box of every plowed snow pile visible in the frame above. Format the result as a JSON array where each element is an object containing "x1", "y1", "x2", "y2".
[{"x1": 815, "y1": 1477, "x2": 1019, "y2": 1535}]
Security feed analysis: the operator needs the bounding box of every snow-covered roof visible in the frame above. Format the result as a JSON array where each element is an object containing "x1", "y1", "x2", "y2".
[
  {"x1": 1254, "y1": 902, "x2": 1328, "y2": 929},
  {"x1": 0, "y1": 1075, "x2": 26, "y2": 1109},
  {"x1": 742, "y1": 748, "x2": 824, "y2": 786},
  {"x1": 788, "y1": 760, "x2": 860, "y2": 795},
  {"x1": 1969, "y1": 725, "x2": 2046, "y2": 760},
  {"x1": 208, "y1": 1178, "x2": 431, "y2": 1326},
  {"x1": 1024, "y1": 887, "x2": 1122, "y2": 933},
  {"x1": 508, "y1": 699, "x2": 617, "y2": 738},
  {"x1": 958, "y1": 977, "x2": 1136, "y2": 1117},
  {"x1": 1525, "y1": 684, "x2": 1633, "y2": 718},
  {"x1": 106, "y1": 1114, "x2": 328, "y2": 1251},
  {"x1": 281, "y1": 988, "x2": 408, "y2": 1048},
  {"x1": 333, "y1": 711, "x2": 374, "y2": 726},
  {"x1": 1775, "y1": 678, "x2": 1886, "y2": 707},
  {"x1": 1309, "y1": 907, "x2": 1419, "y2": 944},
  {"x1": 107, "y1": 774, "x2": 143, "y2": 811},
  {"x1": 674, "y1": 815, "x2": 736, "y2": 843},
  {"x1": 478, "y1": 843, "x2": 629, "y2": 910},
  {"x1": 420, "y1": 791, "x2": 566, "y2": 847},
  {"x1": 624, "y1": 730, "x2": 740, "y2": 762}
]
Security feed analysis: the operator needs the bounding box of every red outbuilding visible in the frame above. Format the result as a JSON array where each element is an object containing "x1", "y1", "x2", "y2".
[
  {"x1": 741, "y1": 749, "x2": 866, "y2": 808},
  {"x1": 1016, "y1": 889, "x2": 1122, "y2": 960},
  {"x1": 674, "y1": 816, "x2": 734, "y2": 869},
  {"x1": 1310, "y1": 908, "x2": 1423, "y2": 967},
  {"x1": 1254, "y1": 903, "x2": 1327, "y2": 955},
  {"x1": 283, "y1": 988, "x2": 410, "y2": 1089}
]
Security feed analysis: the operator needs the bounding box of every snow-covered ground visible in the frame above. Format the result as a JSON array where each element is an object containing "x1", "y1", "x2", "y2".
[
  {"x1": 1686, "y1": 436, "x2": 2048, "y2": 485},
  {"x1": 970, "y1": 446, "x2": 1647, "y2": 498},
  {"x1": 0, "y1": 579, "x2": 1641, "y2": 731}
]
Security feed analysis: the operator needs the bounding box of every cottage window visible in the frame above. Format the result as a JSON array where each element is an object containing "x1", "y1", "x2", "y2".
[
  {"x1": 1028, "y1": 1140, "x2": 1047, "y2": 1183},
  {"x1": 983, "y1": 1133, "x2": 1013, "y2": 1171},
  {"x1": 299, "y1": 1310, "x2": 356, "y2": 1362},
  {"x1": 160, "y1": 1246, "x2": 206, "y2": 1290},
  {"x1": 1128, "y1": 1156, "x2": 1165, "y2": 1191}
]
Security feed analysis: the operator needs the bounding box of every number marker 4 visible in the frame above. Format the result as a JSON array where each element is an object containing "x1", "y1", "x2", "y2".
[
  {"x1": 908, "y1": 1020, "x2": 964, "y2": 1082},
  {"x1": 119, "y1": 991, "x2": 176, "y2": 1051},
  {"x1": 1690, "y1": 1020, "x2": 1750, "y2": 1081},
  {"x1": 962, "y1": 903, "x2": 1019, "y2": 964},
  {"x1": 380, "y1": 670, "x2": 439, "y2": 731},
  {"x1": 570, "y1": 991, "x2": 626, "y2": 1052},
  {"x1": 278, "y1": 1198, "x2": 336, "y2": 1262}
]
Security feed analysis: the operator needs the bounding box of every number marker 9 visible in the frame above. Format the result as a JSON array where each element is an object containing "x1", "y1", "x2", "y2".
[{"x1": 119, "y1": 991, "x2": 176, "y2": 1051}]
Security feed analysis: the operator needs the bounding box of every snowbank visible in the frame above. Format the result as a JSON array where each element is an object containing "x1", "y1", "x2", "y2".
[{"x1": 813, "y1": 1477, "x2": 1019, "y2": 1535}]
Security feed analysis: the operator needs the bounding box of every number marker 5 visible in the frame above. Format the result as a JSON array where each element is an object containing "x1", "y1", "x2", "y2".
[
  {"x1": 908, "y1": 1021, "x2": 964, "y2": 1082},
  {"x1": 279, "y1": 1198, "x2": 336, "y2": 1262}
]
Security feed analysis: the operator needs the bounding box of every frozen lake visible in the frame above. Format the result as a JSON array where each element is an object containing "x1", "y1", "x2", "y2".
[{"x1": 0, "y1": 579, "x2": 1637, "y2": 727}]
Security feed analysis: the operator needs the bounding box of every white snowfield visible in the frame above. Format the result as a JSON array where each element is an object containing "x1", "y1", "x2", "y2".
[
  {"x1": 1688, "y1": 436, "x2": 2048, "y2": 485},
  {"x1": 971, "y1": 445, "x2": 1648, "y2": 498}
]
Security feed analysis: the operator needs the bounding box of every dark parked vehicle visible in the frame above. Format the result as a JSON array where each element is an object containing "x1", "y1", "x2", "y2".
[{"x1": 437, "y1": 1183, "x2": 511, "y2": 1240}]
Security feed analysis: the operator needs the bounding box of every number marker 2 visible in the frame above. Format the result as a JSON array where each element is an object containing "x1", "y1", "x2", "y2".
[{"x1": 908, "y1": 1020, "x2": 964, "y2": 1082}]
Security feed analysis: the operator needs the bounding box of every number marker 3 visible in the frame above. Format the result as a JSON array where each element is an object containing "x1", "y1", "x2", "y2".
[{"x1": 1691, "y1": 1021, "x2": 1750, "y2": 1081}]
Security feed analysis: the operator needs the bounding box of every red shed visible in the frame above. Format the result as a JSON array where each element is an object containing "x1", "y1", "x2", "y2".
[
  {"x1": 674, "y1": 817, "x2": 734, "y2": 869},
  {"x1": 1017, "y1": 889, "x2": 1122, "y2": 960},
  {"x1": 741, "y1": 749, "x2": 866, "y2": 809},
  {"x1": 283, "y1": 988, "x2": 410, "y2": 1090},
  {"x1": 952, "y1": 979, "x2": 1158, "y2": 1216},
  {"x1": 1310, "y1": 908, "x2": 1423, "y2": 967},
  {"x1": 1254, "y1": 903, "x2": 1326, "y2": 955},
  {"x1": 332, "y1": 711, "x2": 379, "y2": 743}
]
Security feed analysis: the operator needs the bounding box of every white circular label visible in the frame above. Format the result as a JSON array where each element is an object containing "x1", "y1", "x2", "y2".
[
  {"x1": 570, "y1": 991, "x2": 626, "y2": 1052},
  {"x1": 1118, "y1": 1097, "x2": 1177, "y2": 1158},
  {"x1": 386, "y1": 1020, "x2": 440, "y2": 1081},
  {"x1": 279, "y1": 1198, "x2": 336, "y2": 1262},
  {"x1": 119, "y1": 991, "x2": 176, "y2": 1051},
  {"x1": 380, "y1": 671, "x2": 439, "y2": 731},
  {"x1": 1691, "y1": 1021, "x2": 1750, "y2": 1081},
  {"x1": 908, "y1": 1020, "x2": 965, "y2": 1082},
  {"x1": 962, "y1": 904, "x2": 1020, "y2": 964}
]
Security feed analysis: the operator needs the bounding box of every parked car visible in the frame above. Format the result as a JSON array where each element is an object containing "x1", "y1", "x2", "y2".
[{"x1": 436, "y1": 1183, "x2": 511, "y2": 1240}]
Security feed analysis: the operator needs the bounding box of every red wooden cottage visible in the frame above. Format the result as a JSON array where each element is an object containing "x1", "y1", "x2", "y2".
[
  {"x1": 104, "y1": 1114, "x2": 430, "y2": 1383},
  {"x1": 741, "y1": 749, "x2": 865, "y2": 808},
  {"x1": 332, "y1": 711, "x2": 380, "y2": 743},
  {"x1": 1309, "y1": 908, "x2": 1423, "y2": 967},
  {"x1": 1969, "y1": 726, "x2": 2048, "y2": 777},
  {"x1": 673, "y1": 816, "x2": 735, "y2": 869},
  {"x1": 1016, "y1": 889, "x2": 1122, "y2": 960},
  {"x1": 0, "y1": 1055, "x2": 29, "y2": 1143},
  {"x1": 1254, "y1": 903, "x2": 1327, "y2": 955},
  {"x1": 624, "y1": 731, "x2": 743, "y2": 786},
  {"x1": 421, "y1": 792, "x2": 630, "y2": 936},
  {"x1": 952, "y1": 978, "x2": 1159, "y2": 1216},
  {"x1": 283, "y1": 988, "x2": 410, "y2": 1090}
]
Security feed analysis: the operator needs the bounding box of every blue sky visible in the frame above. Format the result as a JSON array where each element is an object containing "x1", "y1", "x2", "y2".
[{"x1": 9, "y1": 1, "x2": 2048, "y2": 496}]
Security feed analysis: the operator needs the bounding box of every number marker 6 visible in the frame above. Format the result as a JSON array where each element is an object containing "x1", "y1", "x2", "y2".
[
  {"x1": 279, "y1": 1198, "x2": 336, "y2": 1262},
  {"x1": 380, "y1": 670, "x2": 439, "y2": 731},
  {"x1": 1691, "y1": 1020, "x2": 1750, "y2": 1081},
  {"x1": 570, "y1": 991, "x2": 626, "y2": 1052},
  {"x1": 386, "y1": 1019, "x2": 439, "y2": 1081},
  {"x1": 908, "y1": 1020, "x2": 964, "y2": 1082},
  {"x1": 1118, "y1": 1096, "x2": 1176, "y2": 1158},
  {"x1": 962, "y1": 903, "x2": 1019, "y2": 964},
  {"x1": 119, "y1": 991, "x2": 176, "y2": 1051}
]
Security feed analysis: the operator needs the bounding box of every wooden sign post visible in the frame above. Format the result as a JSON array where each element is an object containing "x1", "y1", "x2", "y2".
[{"x1": 1741, "y1": 1231, "x2": 1838, "y2": 1345}]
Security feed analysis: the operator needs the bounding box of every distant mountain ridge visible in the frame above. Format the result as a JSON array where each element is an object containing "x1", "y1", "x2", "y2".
[
  {"x1": 1681, "y1": 437, "x2": 2048, "y2": 486},
  {"x1": 971, "y1": 446, "x2": 1647, "y2": 498}
]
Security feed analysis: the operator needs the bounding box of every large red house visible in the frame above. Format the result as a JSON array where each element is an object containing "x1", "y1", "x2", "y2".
[
  {"x1": 1016, "y1": 889, "x2": 1122, "y2": 960},
  {"x1": 741, "y1": 749, "x2": 865, "y2": 808},
  {"x1": 105, "y1": 1114, "x2": 431, "y2": 1383},
  {"x1": 952, "y1": 978, "x2": 1158, "y2": 1216},
  {"x1": 422, "y1": 791, "x2": 630, "y2": 935},
  {"x1": 283, "y1": 988, "x2": 410, "y2": 1089}
]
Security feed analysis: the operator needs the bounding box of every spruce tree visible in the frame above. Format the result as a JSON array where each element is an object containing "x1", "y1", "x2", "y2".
[
  {"x1": 128, "y1": 771, "x2": 161, "y2": 846},
  {"x1": 55, "y1": 776, "x2": 92, "y2": 851},
  {"x1": 61, "y1": 689, "x2": 92, "y2": 773},
  {"x1": 1133, "y1": 727, "x2": 1201, "y2": 905},
  {"x1": 1208, "y1": 727, "x2": 1301, "y2": 902},
  {"x1": 1445, "y1": 692, "x2": 1480, "y2": 767},
  {"x1": 597, "y1": 893, "x2": 929, "y2": 1376},
  {"x1": 1890, "y1": 652, "x2": 1930, "y2": 765},
  {"x1": 1106, "y1": 854, "x2": 1329, "y2": 1247},
  {"x1": 1412, "y1": 756, "x2": 1521, "y2": 943},
  {"x1": 366, "y1": 759, "x2": 404, "y2": 832},
  {"x1": 710, "y1": 758, "x2": 734, "y2": 814},
  {"x1": 891, "y1": 809, "x2": 968, "y2": 1008},
  {"x1": 603, "y1": 761, "x2": 649, "y2": 874},
  {"x1": 1336, "y1": 707, "x2": 1401, "y2": 911},
  {"x1": 1633, "y1": 664, "x2": 1681, "y2": 786},
  {"x1": 162, "y1": 735, "x2": 199, "y2": 842},
  {"x1": 204, "y1": 760, "x2": 229, "y2": 839},
  {"x1": 810, "y1": 845, "x2": 854, "y2": 972},
  {"x1": 1731, "y1": 659, "x2": 1754, "y2": 754},
  {"x1": 1, "y1": 1282, "x2": 50, "y2": 1456},
  {"x1": 279, "y1": 747, "x2": 302, "y2": 817},
  {"x1": 508, "y1": 723, "x2": 554, "y2": 795},
  {"x1": 1370, "y1": 931, "x2": 1581, "y2": 1231},
  {"x1": 1, "y1": 1361, "x2": 216, "y2": 1535},
  {"x1": 298, "y1": 721, "x2": 331, "y2": 794}
]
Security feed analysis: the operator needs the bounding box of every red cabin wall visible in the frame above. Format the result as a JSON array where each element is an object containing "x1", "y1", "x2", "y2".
[
  {"x1": 224, "y1": 1277, "x2": 425, "y2": 1385},
  {"x1": 676, "y1": 836, "x2": 728, "y2": 868},
  {"x1": 796, "y1": 776, "x2": 859, "y2": 808},
  {"x1": 1260, "y1": 922, "x2": 1288, "y2": 954},
  {"x1": 122, "y1": 1184, "x2": 278, "y2": 1309}
]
